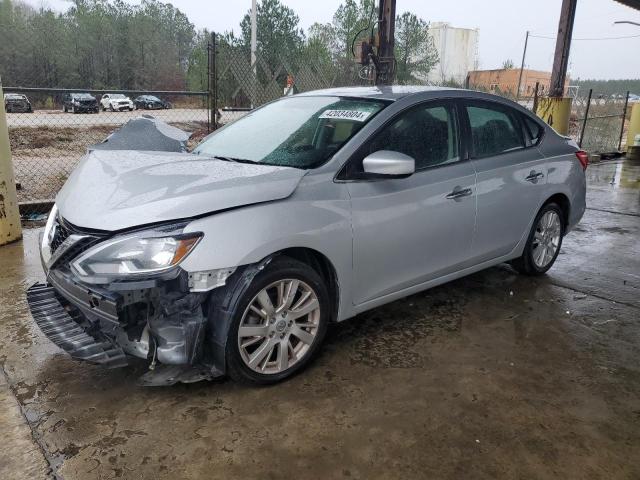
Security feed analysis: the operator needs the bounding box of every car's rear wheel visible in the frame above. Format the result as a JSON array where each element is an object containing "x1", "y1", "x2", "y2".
[
  {"x1": 511, "y1": 203, "x2": 564, "y2": 276},
  {"x1": 225, "y1": 257, "x2": 329, "y2": 385}
]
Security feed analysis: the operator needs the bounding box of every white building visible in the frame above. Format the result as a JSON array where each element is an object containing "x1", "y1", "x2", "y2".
[{"x1": 426, "y1": 22, "x2": 479, "y2": 86}]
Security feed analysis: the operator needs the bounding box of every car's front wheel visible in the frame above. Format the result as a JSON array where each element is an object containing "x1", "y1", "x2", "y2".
[
  {"x1": 511, "y1": 202, "x2": 564, "y2": 276},
  {"x1": 224, "y1": 257, "x2": 329, "y2": 385}
]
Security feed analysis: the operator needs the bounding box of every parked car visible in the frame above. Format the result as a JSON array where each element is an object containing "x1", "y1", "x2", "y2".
[
  {"x1": 101, "y1": 93, "x2": 134, "y2": 111},
  {"x1": 4, "y1": 93, "x2": 33, "y2": 113},
  {"x1": 63, "y1": 93, "x2": 99, "y2": 113},
  {"x1": 134, "y1": 95, "x2": 171, "y2": 110},
  {"x1": 28, "y1": 86, "x2": 587, "y2": 386}
]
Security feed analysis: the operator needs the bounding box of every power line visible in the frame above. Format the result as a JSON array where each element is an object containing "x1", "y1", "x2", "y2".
[{"x1": 529, "y1": 32, "x2": 640, "y2": 41}]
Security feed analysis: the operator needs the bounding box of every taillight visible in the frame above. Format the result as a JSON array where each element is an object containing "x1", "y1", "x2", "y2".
[{"x1": 576, "y1": 150, "x2": 589, "y2": 170}]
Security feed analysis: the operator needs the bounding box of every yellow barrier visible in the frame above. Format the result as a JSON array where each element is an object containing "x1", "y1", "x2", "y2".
[
  {"x1": 626, "y1": 102, "x2": 640, "y2": 151},
  {"x1": 535, "y1": 97, "x2": 572, "y2": 136},
  {"x1": 0, "y1": 77, "x2": 22, "y2": 246}
]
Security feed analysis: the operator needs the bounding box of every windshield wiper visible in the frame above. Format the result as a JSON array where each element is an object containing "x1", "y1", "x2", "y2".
[{"x1": 213, "y1": 156, "x2": 256, "y2": 164}]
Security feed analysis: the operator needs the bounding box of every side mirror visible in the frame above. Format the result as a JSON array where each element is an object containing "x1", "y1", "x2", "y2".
[{"x1": 362, "y1": 150, "x2": 415, "y2": 178}]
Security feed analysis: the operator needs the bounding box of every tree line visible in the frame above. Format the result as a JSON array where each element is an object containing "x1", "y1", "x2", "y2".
[
  {"x1": 0, "y1": 0, "x2": 439, "y2": 92},
  {"x1": 573, "y1": 79, "x2": 640, "y2": 97}
]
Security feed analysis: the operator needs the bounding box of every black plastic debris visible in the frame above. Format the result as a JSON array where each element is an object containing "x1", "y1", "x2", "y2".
[{"x1": 90, "y1": 115, "x2": 191, "y2": 152}]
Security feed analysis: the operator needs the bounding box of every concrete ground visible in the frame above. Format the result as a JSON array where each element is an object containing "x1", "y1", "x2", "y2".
[{"x1": 0, "y1": 159, "x2": 639, "y2": 480}]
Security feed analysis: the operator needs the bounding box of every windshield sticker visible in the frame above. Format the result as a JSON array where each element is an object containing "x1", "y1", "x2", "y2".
[{"x1": 319, "y1": 109, "x2": 372, "y2": 122}]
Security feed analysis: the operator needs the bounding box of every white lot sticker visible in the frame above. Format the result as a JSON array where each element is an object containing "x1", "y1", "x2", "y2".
[{"x1": 319, "y1": 109, "x2": 372, "y2": 122}]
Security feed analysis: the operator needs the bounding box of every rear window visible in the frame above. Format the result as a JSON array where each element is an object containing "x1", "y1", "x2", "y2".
[{"x1": 523, "y1": 115, "x2": 544, "y2": 145}]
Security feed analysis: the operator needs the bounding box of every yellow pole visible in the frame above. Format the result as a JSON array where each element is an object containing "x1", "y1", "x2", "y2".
[
  {"x1": 535, "y1": 96, "x2": 572, "y2": 136},
  {"x1": 626, "y1": 102, "x2": 640, "y2": 150},
  {"x1": 0, "y1": 77, "x2": 22, "y2": 246}
]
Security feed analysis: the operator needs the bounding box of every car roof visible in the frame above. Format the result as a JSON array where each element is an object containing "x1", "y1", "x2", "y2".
[{"x1": 296, "y1": 85, "x2": 461, "y2": 101}]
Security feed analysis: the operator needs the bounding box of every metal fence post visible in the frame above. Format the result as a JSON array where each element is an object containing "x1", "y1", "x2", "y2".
[
  {"x1": 533, "y1": 81, "x2": 540, "y2": 114},
  {"x1": 207, "y1": 37, "x2": 211, "y2": 133},
  {"x1": 579, "y1": 89, "x2": 592, "y2": 148},
  {"x1": 618, "y1": 91, "x2": 630, "y2": 152},
  {"x1": 209, "y1": 31, "x2": 218, "y2": 132},
  {"x1": 0, "y1": 77, "x2": 23, "y2": 245}
]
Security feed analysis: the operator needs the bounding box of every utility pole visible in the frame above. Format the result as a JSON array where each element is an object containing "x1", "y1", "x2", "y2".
[
  {"x1": 535, "y1": 0, "x2": 576, "y2": 135},
  {"x1": 376, "y1": 0, "x2": 397, "y2": 85},
  {"x1": 516, "y1": 30, "x2": 529, "y2": 100},
  {"x1": 549, "y1": 0, "x2": 577, "y2": 98}
]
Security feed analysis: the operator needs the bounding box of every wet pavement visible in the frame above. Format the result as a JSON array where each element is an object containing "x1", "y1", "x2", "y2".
[{"x1": 0, "y1": 159, "x2": 639, "y2": 480}]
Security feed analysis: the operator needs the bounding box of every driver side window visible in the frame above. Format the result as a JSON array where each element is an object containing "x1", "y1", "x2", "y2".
[{"x1": 346, "y1": 102, "x2": 459, "y2": 177}]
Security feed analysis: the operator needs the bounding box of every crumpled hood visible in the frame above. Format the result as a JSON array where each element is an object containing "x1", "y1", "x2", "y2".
[{"x1": 56, "y1": 150, "x2": 306, "y2": 231}]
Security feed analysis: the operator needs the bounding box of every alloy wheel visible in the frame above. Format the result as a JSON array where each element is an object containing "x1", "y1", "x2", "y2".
[
  {"x1": 238, "y1": 279, "x2": 321, "y2": 375},
  {"x1": 532, "y1": 210, "x2": 562, "y2": 268}
]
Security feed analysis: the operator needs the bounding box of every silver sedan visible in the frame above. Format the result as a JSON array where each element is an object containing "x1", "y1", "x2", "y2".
[{"x1": 29, "y1": 86, "x2": 587, "y2": 385}]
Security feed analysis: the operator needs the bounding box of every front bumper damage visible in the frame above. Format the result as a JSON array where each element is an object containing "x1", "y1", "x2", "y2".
[{"x1": 26, "y1": 267, "x2": 224, "y2": 386}]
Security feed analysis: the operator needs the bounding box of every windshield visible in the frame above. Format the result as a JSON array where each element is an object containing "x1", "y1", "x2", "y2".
[
  {"x1": 111, "y1": 94, "x2": 126, "y2": 99},
  {"x1": 194, "y1": 96, "x2": 387, "y2": 169},
  {"x1": 73, "y1": 93, "x2": 93, "y2": 99}
]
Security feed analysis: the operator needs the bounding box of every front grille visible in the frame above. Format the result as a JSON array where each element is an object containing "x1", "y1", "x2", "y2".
[
  {"x1": 49, "y1": 215, "x2": 107, "y2": 269},
  {"x1": 50, "y1": 221, "x2": 71, "y2": 252}
]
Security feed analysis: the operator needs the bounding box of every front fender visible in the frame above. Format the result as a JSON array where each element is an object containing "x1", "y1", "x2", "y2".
[{"x1": 180, "y1": 177, "x2": 354, "y2": 320}]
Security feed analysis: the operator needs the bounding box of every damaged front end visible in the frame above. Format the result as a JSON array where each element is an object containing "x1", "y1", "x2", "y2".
[{"x1": 26, "y1": 206, "x2": 234, "y2": 386}]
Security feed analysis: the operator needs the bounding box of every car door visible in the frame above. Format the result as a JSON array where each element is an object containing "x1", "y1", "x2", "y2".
[
  {"x1": 343, "y1": 100, "x2": 477, "y2": 305},
  {"x1": 462, "y1": 100, "x2": 547, "y2": 263}
]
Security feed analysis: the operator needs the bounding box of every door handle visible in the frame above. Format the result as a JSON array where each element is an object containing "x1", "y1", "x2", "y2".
[
  {"x1": 525, "y1": 171, "x2": 544, "y2": 182},
  {"x1": 446, "y1": 187, "x2": 473, "y2": 200}
]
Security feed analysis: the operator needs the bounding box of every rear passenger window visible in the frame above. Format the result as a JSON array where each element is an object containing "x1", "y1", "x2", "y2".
[
  {"x1": 523, "y1": 115, "x2": 543, "y2": 144},
  {"x1": 466, "y1": 105, "x2": 524, "y2": 158}
]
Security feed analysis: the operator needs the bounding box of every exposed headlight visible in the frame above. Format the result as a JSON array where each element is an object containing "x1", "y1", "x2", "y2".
[
  {"x1": 71, "y1": 230, "x2": 202, "y2": 281},
  {"x1": 40, "y1": 204, "x2": 59, "y2": 270}
]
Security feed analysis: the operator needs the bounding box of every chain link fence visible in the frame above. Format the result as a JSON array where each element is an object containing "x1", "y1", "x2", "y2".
[
  {"x1": 569, "y1": 90, "x2": 631, "y2": 154},
  {"x1": 209, "y1": 32, "x2": 369, "y2": 128},
  {"x1": 7, "y1": 41, "x2": 634, "y2": 221},
  {"x1": 4, "y1": 87, "x2": 209, "y2": 219}
]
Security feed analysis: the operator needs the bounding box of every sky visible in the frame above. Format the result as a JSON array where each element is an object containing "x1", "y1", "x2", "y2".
[{"x1": 24, "y1": 0, "x2": 640, "y2": 79}]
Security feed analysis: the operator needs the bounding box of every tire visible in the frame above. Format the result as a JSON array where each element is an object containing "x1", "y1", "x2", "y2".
[
  {"x1": 102, "y1": 105, "x2": 106, "y2": 111},
  {"x1": 511, "y1": 202, "x2": 564, "y2": 276},
  {"x1": 224, "y1": 256, "x2": 330, "y2": 385},
  {"x1": 63, "y1": 105, "x2": 68, "y2": 113},
  {"x1": 129, "y1": 107, "x2": 133, "y2": 111}
]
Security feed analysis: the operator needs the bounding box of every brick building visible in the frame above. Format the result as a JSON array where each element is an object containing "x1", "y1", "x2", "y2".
[{"x1": 466, "y1": 68, "x2": 570, "y2": 97}]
